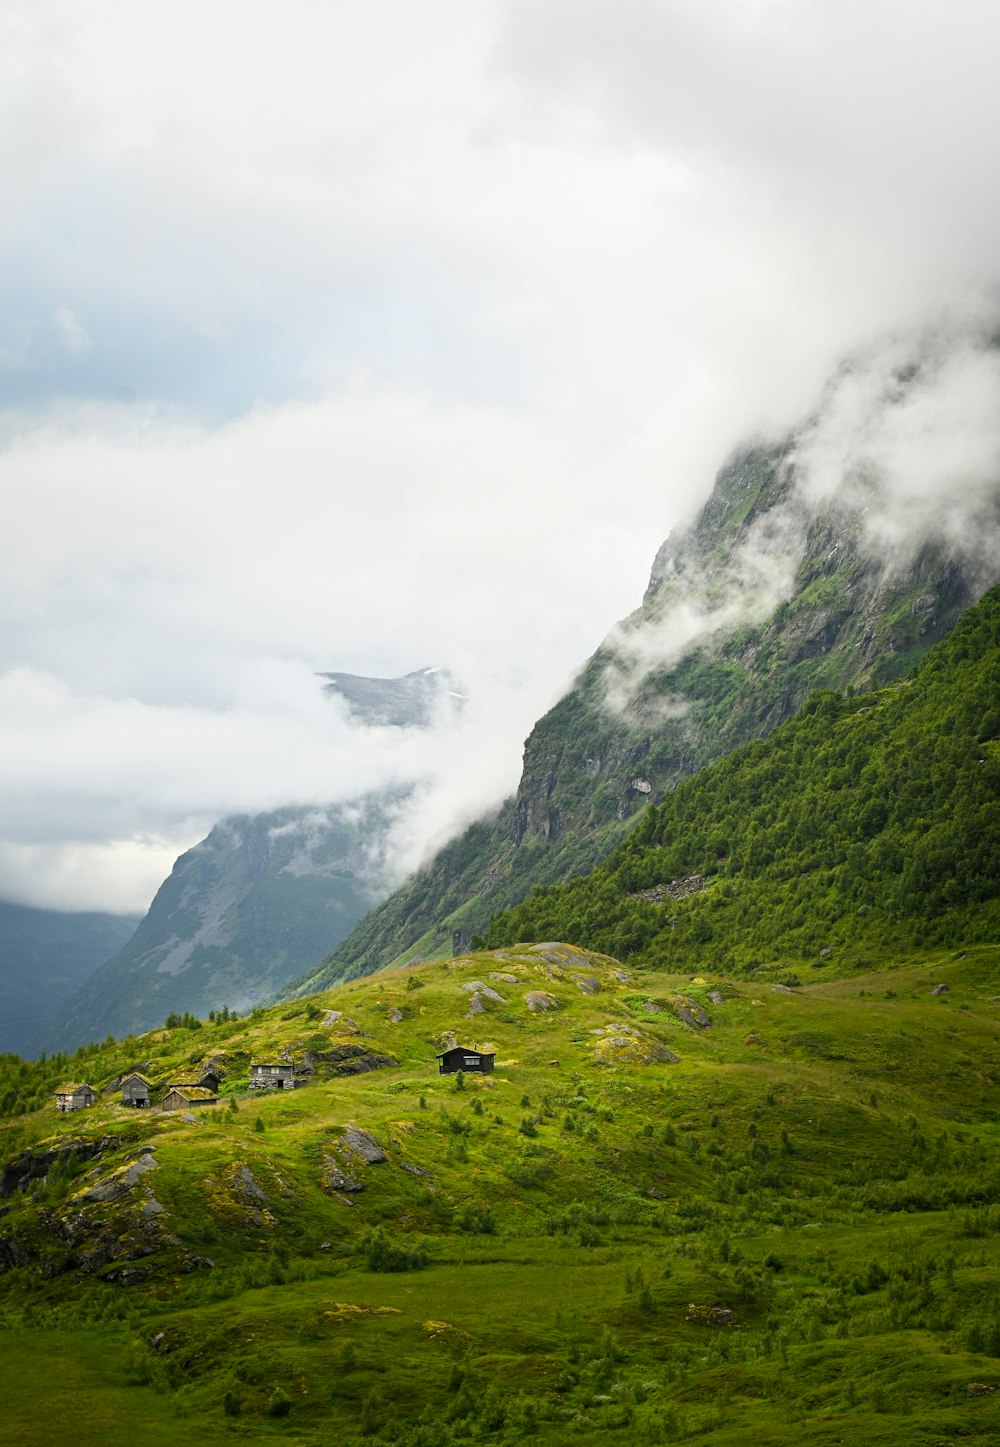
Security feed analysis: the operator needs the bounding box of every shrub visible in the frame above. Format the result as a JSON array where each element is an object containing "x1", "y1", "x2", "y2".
[{"x1": 363, "y1": 1227, "x2": 429, "y2": 1273}]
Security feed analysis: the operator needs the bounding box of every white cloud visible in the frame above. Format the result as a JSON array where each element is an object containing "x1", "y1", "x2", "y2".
[
  {"x1": 3, "y1": 2, "x2": 1000, "y2": 913},
  {"x1": 53, "y1": 306, "x2": 91, "y2": 355}
]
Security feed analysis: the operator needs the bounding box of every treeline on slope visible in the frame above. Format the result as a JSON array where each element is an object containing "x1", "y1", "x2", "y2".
[{"x1": 477, "y1": 585, "x2": 1000, "y2": 969}]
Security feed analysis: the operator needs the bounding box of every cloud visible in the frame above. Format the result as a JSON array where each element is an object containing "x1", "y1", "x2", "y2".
[
  {"x1": 53, "y1": 306, "x2": 91, "y2": 355},
  {"x1": 791, "y1": 329, "x2": 1000, "y2": 572},
  {"x1": 598, "y1": 323, "x2": 1000, "y2": 713},
  {"x1": 4, "y1": 2, "x2": 1000, "y2": 914},
  {"x1": 0, "y1": 387, "x2": 673, "y2": 912}
]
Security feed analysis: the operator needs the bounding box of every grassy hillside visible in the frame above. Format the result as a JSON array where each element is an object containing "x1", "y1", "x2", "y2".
[
  {"x1": 3, "y1": 941, "x2": 1000, "y2": 1444},
  {"x1": 480, "y1": 584, "x2": 1000, "y2": 970}
]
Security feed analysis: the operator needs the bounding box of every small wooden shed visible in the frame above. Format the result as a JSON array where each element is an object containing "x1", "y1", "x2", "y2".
[
  {"x1": 436, "y1": 1047, "x2": 495, "y2": 1076},
  {"x1": 161, "y1": 1085, "x2": 218, "y2": 1113},
  {"x1": 249, "y1": 1062, "x2": 295, "y2": 1090},
  {"x1": 55, "y1": 1082, "x2": 97, "y2": 1112},
  {"x1": 119, "y1": 1072, "x2": 152, "y2": 1107}
]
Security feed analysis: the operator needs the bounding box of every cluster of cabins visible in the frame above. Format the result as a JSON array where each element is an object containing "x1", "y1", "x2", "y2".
[
  {"x1": 54, "y1": 1060, "x2": 296, "y2": 1113},
  {"x1": 55, "y1": 1046, "x2": 494, "y2": 1114}
]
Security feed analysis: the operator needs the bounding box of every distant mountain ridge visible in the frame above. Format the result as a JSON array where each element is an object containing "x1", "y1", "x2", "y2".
[{"x1": 0, "y1": 903, "x2": 140, "y2": 1056}]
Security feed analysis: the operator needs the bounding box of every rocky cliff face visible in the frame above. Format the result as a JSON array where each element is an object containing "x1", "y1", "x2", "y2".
[{"x1": 298, "y1": 368, "x2": 1000, "y2": 991}]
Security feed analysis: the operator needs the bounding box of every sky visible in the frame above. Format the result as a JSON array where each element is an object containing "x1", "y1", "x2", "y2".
[{"x1": 4, "y1": 0, "x2": 1000, "y2": 915}]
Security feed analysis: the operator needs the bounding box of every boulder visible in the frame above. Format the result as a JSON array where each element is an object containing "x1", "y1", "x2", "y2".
[
  {"x1": 525, "y1": 990, "x2": 561, "y2": 1012},
  {"x1": 460, "y1": 981, "x2": 505, "y2": 1002},
  {"x1": 342, "y1": 1128, "x2": 387, "y2": 1164},
  {"x1": 670, "y1": 995, "x2": 711, "y2": 1028}
]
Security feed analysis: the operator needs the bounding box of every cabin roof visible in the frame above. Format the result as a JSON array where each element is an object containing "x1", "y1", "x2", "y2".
[
  {"x1": 435, "y1": 1047, "x2": 493, "y2": 1058},
  {"x1": 166, "y1": 1086, "x2": 217, "y2": 1101},
  {"x1": 251, "y1": 1060, "x2": 292, "y2": 1069},
  {"x1": 122, "y1": 1072, "x2": 153, "y2": 1085},
  {"x1": 55, "y1": 1081, "x2": 92, "y2": 1093}
]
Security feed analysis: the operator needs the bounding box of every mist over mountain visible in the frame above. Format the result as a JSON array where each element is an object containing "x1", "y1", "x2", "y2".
[
  {"x1": 28, "y1": 670, "x2": 461, "y2": 1055},
  {"x1": 319, "y1": 667, "x2": 465, "y2": 728},
  {"x1": 298, "y1": 332, "x2": 1000, "y2": 991}
]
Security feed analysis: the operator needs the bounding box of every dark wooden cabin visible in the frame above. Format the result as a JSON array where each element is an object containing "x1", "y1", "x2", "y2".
[
  {"x1": 436, "y1": 1046, "x2": 495, "y2": 1075},
  {"x1": 249, "y1": 1062, "x2": 295, "y2": 1090},
  {"x1": 119, "y1": 1072, "x2": 152, "y2": 1107}
]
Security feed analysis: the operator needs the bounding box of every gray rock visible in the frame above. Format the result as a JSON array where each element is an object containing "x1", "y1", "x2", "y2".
[
  {"x1": 466, "y1": 994, "x2": 485, "y2": 1017},
  {"x1": 342, "y1": 1128, "x2": 387, "y2": 1164},
  {"x1": 576, "y1": 976, "x2": 601, "y2": 995},
  {"x1": 389, "y1": 1008, "x2": 405, "y2": 1023},
  {"x1": 460, "y1": 981, "x2": 505, "y2": 1002},
  {"x1": 80, "y1": 1154, "x2": 158, "y2": 1204},
  {"x1": 525, "y1": 990, "x2": 561, "y2": 1012},
  {"x1": 399, "y1": 1162, "x2": 428, "y2": 1177},
  {"x1": 324, "y1": 1162, "x2": 364, "y2": 1193},
  {"x1": 707, "y1": 990, "x2": 726, "y2": 1006},
  {"x1": 932, "y1": 983, "x2": 950, "y2": 995},
  {"x1": 232, "y1": 1164, "x2": 267, "y2": 1207},
  {"x1": 671, "y1": 996, "x2": 711, "y2": 1028},
  {"x1": 490, "y1": 973, "x2": 519, "y2": 984},
  {"x1": 771, "y1": 984, "x2": 796, "y2": 994}
]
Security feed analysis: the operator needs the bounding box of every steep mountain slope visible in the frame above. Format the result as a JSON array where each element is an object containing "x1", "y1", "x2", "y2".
[
  {"x1": 301, "y1": 406, "x2": 1000, "y2": 992},
  {"x1": 0, "y1": 903, "x2": 140, "y2": 1055},
  {"x1": 482, "y1": 582, "x2": 1000, "y2": 965}
]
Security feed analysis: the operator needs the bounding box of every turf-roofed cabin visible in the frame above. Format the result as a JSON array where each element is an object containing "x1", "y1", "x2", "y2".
[
  {"x1": 119, "y1": 1072, "x2": 152, "y2": 1107},
  {"x1": 249, "y1": 1062, "x2": 295, "y2": 1090},
  {"x1": 169, "y1": 1068, "x2": 222, "y2": 1094},
  {"x1": 54, "y1": 1082, "x2": 97, "y2": 1112},
  {"x1": 437, "y1": 1047, "x2": 495, "y2": 1075},
  {"x1": 161, "y1": 1085, "x2": 218, "y2": 1113}
]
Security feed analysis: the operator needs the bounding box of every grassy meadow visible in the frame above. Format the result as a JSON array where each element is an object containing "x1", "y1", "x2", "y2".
[{"x1": 2, "y1": 941, "x2": 1000, "y2": 1444}]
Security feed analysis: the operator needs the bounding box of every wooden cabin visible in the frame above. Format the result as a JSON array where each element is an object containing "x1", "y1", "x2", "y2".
[
  {"x1": 436, "y1": 1046, "x2": 495, "y2": 1076},
  {"x1": 55, "y1": 1082, "x2": 97, "y2": 1112},
  {"x1": 119, "y1": 1072, "x2": 152, "y2": 1107},
  {"x1": 249, "y1": 1062, "x2": 295, "y2": 1090},
  {"x1": 161, "y1": 1085, "x2": 218, "y2": 1112}
]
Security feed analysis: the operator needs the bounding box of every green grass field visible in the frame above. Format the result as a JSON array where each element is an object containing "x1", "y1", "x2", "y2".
[{"x1": 3, "y1": 942, "x2": 1000, "y2": 1444}]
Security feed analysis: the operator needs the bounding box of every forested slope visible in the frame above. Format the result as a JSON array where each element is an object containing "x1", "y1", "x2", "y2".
[{"x1": 480, "y1": 584, "x2": 1000, "y2": 968}]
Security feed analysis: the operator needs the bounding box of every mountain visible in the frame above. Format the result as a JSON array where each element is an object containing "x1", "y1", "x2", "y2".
[
  {"x1": 31, "y1": 668, "x2": 461, "y2": 1055},
  {"x1": 0, "y1": 902, "x2": 140, "y2": 1056},
  {"x1": 299, "y1": 374, "x2": 1000, "y2": 992}
]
